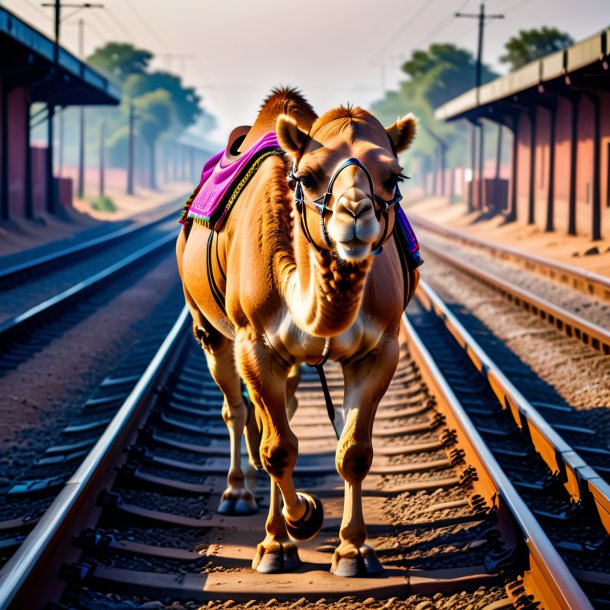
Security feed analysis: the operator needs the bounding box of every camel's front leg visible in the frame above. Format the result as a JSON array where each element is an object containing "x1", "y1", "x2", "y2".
[
  {"x1": 332, "y1": 335, "x2": 400, "y2": 577},
  {"x1": 237, "y1": 337, "x2": 324, "y2": 572}
]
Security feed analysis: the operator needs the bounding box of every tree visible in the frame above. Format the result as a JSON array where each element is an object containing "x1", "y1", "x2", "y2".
[
  {"x1": 500, "y1": 27, "x2": 574, "y2": 71},
  {"x1": 134, "y1": 90, "x2": 173, "y2": 190},
  {"x1": 124, "y1": 71, "x2": 201, "y2": 128},
  {"x1": 371, "y1": 43, "x2": 497, "y2": 189},
  {"x1": 86, "y1": 42, "x2": 208, "y2": 191},
  {"x1": 401, "y1": 44, "x2": 496, "y2": 108},
  {"x1": 87, "y1": 43, "x2": 152, "y2": 83}
]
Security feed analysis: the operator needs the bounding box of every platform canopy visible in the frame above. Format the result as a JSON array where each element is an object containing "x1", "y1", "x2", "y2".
[
  {"x1": 0, "y1": 6, "x2": 120, "y2": 107},
  {"x1": 435, "y1": 29, "x2": 610, "y2": 122}
]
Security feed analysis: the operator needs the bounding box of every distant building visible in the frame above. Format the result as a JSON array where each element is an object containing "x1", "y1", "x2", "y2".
[
  {"x1": 0, "y1": 6, "x2": 120, "y2": 222},
  {"x1": 435, "y1": 29, "x2": 610, "y2": 241}
]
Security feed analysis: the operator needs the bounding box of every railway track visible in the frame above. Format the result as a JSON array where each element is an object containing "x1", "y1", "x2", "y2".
[
  {"x1": 0, "y1": 201, "x2": 181, "y2": 290},
  {"x1": 1, "y1": 281, "x2": 607, "y2": 608},
  {"x1": 0, "y1": 225, "x2": 180, "y2": 375},
  {"x1": 410, "y1": 215, "x2": 610, "y2": 303}
]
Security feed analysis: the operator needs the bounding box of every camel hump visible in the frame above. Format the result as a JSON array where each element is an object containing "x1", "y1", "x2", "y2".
[{"x1": 239, "y1": 87, "x2": 318, "y2": 154}]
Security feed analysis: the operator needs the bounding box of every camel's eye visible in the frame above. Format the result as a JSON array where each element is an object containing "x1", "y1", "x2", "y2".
[
  {"x1": 383, "y1": 173, "x2": 403, "y2": 191},
  {"x1": 297, "y1": 173, "x2": 315, "y2": 189}
]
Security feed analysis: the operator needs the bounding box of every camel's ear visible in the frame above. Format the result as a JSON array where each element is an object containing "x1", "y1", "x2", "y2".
[
  {"x1": 276, "y1": 114, "x2": 309, "y2": 157},
  {"x1": 385, "y1": 113, "x2": 417, "y2": 154}
]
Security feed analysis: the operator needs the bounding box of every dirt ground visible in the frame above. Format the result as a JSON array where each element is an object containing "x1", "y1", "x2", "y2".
[
  {"x1": 0, "y1": 182, "x2": 193, "y2": 259},
  {"x1": 406, "y1": 197, "x2": 610, "y2": 278}
]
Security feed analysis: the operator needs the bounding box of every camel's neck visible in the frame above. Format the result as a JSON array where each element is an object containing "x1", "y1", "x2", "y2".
[{"x1": 265, "y1": 175, "x2": 371, "y2": 337}]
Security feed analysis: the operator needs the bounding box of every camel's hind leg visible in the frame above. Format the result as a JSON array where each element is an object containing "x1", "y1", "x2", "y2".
[{"x1": 197, "y1": 328, "x2": 260, "y2": 516}]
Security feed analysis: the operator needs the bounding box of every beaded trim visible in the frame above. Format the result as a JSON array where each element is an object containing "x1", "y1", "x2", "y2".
[{"x1": 180, "y1": 148, "x2": 282, "y2": 231}]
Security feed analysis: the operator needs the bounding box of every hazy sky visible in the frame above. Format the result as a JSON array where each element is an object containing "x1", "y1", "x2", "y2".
[{"x1": 3, "y1": 0, "x2": 608, "y2": 144}]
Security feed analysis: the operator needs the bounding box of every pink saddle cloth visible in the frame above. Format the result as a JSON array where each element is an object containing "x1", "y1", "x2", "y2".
[{"x1": 180, "y1": 131, "x2": 280, "y2": 230}]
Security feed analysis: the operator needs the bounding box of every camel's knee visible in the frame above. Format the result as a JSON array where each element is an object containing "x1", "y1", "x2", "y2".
[
  {"x1": 221, "y1": 401, "x2": 247, "y2": 428},
  {"x1": 336, "y1": 439, "x2": 373, "y2": 484},
  {"x1": 260, "y1": 436, "x2": 298, "y2": 480}
]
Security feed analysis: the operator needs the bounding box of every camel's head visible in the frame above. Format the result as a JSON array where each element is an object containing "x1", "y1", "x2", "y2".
[{"x1": 277, "y1": 107, "x2": 416, "y2": 261}]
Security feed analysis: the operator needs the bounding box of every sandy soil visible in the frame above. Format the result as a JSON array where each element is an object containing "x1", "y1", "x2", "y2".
[
  {"x1": 406, "y1": 197, "x2": 610, "y2": 278},
  {"x1": 0, "y1": 255, "x2": 181, "y2": 450},
  {"x1": 0, "y1": 182, "x2": 192, "y2": 259}
]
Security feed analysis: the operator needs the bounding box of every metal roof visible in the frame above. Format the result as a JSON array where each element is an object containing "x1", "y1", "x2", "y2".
[
  {"x1": 0, "y1": 6, "x2": 121, "y2": 105},
  {"x1": 435, "y1": 28, "x2": 609, "y2": 121}
]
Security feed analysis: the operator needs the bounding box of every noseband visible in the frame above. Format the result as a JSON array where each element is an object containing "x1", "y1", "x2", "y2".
[{"x1": 289, "y1": 157, "x2": 403, "y2": 253}]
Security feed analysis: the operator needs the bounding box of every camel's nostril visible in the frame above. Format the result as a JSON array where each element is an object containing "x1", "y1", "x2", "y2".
[{"x1": 337, "y1": 196, "x2": 373, "y2": 219}]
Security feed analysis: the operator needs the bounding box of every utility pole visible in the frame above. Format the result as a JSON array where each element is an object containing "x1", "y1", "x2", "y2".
[
  {"x1": 99, "y1": 120, "x2": 105, "y2": 197},
  {"x1": 455, "y1": 2, "x2": 504, "y2": 211},
  {"x1": 127, "y1": 101, "x2": 136, "y2": 195},
  {"x1": 42, "y1": 1, "x2": 105, "y2": 209},
  {"x1": 77, "y1": 18, "x2": 85, "y2": 198}
]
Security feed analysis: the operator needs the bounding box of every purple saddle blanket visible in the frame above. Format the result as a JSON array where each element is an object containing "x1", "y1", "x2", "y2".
[{"x1": 180, "y1": 132, "x2": 280, "y2": 230}]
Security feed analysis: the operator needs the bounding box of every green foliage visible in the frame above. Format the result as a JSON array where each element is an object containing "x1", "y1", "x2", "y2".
[
  {"x1": 133, "y1": 89, "x2": 173, "y2": 146},
  {"x1": 85, "y1": 42, "x2": 209, "y2": 190},
  {"x1": 89, "y1": 195, "x2": 117, "y2": 212},
  {"x1": 87, "y1": 43, "x2": 152, "y2": 83},
  {"x1": 124, "y1": 71, "x2": 201, "y2": 128},
  {"x1": 500, "y1": 27, "x2": 574, "y2": 71},
  {"x1": 401, "y1": 44, "x2": 496, "y2": 107},
  {"x1": 371, "y1": 43, "x2": 496, "y2": 172}
]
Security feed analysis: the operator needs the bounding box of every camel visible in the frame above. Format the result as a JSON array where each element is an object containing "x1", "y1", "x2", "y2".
[{"x1": 176, "y1": 87, "x2": 419, "y2": 577}]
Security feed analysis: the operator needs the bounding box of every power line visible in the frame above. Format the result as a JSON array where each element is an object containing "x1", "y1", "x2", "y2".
[
  {"x1": 121, "y1": 0, "x2": 170, "y2": 52},
  {"x1": 102, "y1": 6, "x2": 134, "y2": 42},
  {"x1": 501, "y1": 0, "x2": 534, "y2": 13},
  {"x1": 19, "y1": 0, "x2": 52, "y2": 20},
  {"x1": 374, "y1": 0, "x2": 442, "y2": 59}
]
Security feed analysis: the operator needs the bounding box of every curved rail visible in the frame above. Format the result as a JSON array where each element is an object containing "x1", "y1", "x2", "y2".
[
  {"x1": 0, "y1": 308, "x2": 190, "y2": 610},
  {"x1": 0, "y1": 202, "x2": 181, "y2": 287},
  {"x1": 403, "y1": 312, "x2": 594, "y2": 610},
  {"x1": 415, "y1": 279, "x2": 610, "y2": 545},
  {"x1": 411, "y1": 214, "x2": 610, "y2": 302},
  {"x1": 421, "y1": 240, "x2": 610, "y2": 355}
]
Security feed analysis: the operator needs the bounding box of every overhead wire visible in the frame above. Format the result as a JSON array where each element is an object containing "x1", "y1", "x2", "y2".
[
  {"x1": 374, "y1": 0, "x2": 442, "y2": 59},
  {"x1": 121, "y1": 0, "x2": 171, "y2": 53}
]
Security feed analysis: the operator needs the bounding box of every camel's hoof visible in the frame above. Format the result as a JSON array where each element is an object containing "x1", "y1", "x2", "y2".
[
  {"x1": 254, "y1": 542, "x2": 302, "y2": 574},
  {"x1": 217, "y1": 490, "x2": 258, "y2": 516},
  {"x1": 284, "y1": 492, "x2": 324, "y2": 542},
  {"x1": 331, "y1": 545, "x2": 384, "y2": 578}
]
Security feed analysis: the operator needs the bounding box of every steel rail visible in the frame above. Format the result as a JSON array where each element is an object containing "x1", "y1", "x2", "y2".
[
  {"x1": 415, "y1": 279, "x2": 610, "y2": 538},
  {"x1": 0, "y1": 202, "x2": 181, "y2": 286},
  {"x1": 411, "y1": 214, "x2": 610, "y2": 302},
  {"x1": 402, "y1": 311, "x2": 595, "y2": 610},
  {"x1": 0, "y1": 307, "x2": 190, "y2": 610},
  {"x1": 0, "y1": 231, "x2": 177, "y2": 344},
  {"x1": 421, "y1": 240, "x2": 610, "y2": 355}
]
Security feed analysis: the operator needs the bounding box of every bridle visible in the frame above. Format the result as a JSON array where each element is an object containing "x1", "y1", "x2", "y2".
[{"x1": 289, "y1": 156, "x2": 404, "y2": 254}]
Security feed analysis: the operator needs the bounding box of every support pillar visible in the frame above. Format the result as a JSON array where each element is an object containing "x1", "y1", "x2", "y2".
[
  {"x1": 46, "y1": 103, "x2": 56, "y2": 214},
  {"x1": 24, "y1": 96, "x2": 33, "y2": 219},
  {"x1": 494, "y1": 123, "x2": 503, "y2": 212},
  {"x1": 478, "y1": 120, "x2": 485, "y2": 209},
  {"x1": 586, "y1": 92, "x2": 601, "y2": 241},
  {"x1": 508, "y1": 113, "x2": 519, "y2": 222},
  {"x1": 0, "y1": 81, "x2": 9, "y2": 221},
  {"x1": 528, "y1": 107, "x2": 536, "y2": 225},
  {"x1": 545, "y1": 101, "x2": 557, "y2": 232}
]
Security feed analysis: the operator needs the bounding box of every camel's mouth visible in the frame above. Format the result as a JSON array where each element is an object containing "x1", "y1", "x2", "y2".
[{"x1": 335, "y1": 240, "x2": 371, "y2": 261}]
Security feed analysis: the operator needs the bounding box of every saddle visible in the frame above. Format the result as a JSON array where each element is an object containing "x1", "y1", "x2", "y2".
[{"x1": 179, "y1": 128, "x2": 282, "y2": 231}]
